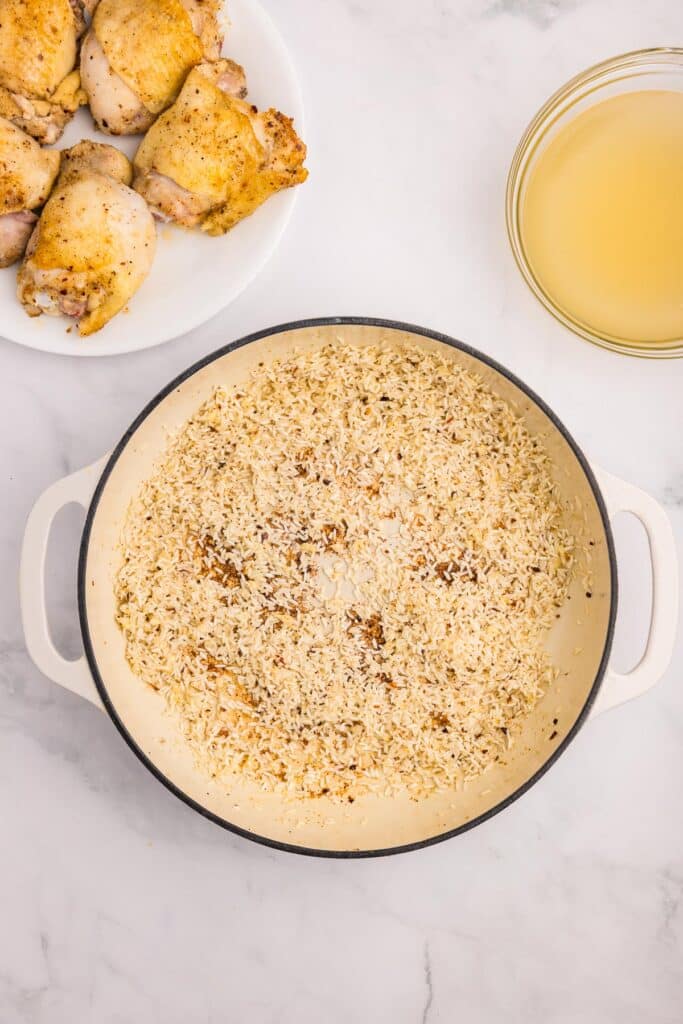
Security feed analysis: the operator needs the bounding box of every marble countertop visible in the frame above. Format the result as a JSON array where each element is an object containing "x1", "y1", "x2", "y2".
[{"x1": 2, "y1": 1, "x2": 682, "y2": 1020}]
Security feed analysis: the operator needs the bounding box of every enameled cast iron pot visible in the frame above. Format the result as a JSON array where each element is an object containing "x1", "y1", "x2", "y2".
[{"x1": 20, "y1": 319, "x2": 679, "y2": 857}]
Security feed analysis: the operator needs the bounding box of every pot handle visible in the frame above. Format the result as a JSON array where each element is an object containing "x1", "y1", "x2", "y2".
[
  {"x1": 20, "y1": 458, "x2": 109, "y2": 711},
  {"x1": 590, "y1": 466, "x2": 678, "y2": 716},
  {"x1": 19, "y1": 458, "x2": 678, "y2": 718}
]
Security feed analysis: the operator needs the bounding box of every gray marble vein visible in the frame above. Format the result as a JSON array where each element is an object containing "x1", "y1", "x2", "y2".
[{"x1": 421, "y1": 943, "x2": 434, "y2": 1024}]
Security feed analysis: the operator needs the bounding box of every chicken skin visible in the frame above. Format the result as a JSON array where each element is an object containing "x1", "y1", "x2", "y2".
[
  {"x1": 81, "y1": 0, "x2": 222, "y2": 135},
  {"x1": 133, "y1": 62, "x2": 308, "y2": 235},
  {"x1": 0, "y1": 0, "x2": 87, "y2": 143},
  {"x1": 17, "y1": 141, "x2": 156, "y2": 335},
  {"x1": 0, "y1": 116, "x2": 60, "y2": 266}
]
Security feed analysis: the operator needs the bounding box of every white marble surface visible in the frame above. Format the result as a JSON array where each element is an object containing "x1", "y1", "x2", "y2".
[{"x1": 2, "y1": 1, "x2": 682, "y2": 1020}]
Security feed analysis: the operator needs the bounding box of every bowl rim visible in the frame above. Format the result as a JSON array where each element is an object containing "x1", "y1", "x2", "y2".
[
  {"x1": 505, "y1": 47, "x2": 683, "y2": 359},
  {"x1": 77, "y1": 316, "x2": 619, "y2": 858}
]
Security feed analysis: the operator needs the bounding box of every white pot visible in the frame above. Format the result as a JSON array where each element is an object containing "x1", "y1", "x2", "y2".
[{"x1": 20, "y1": 319, "x2": 679, "y2": 856}]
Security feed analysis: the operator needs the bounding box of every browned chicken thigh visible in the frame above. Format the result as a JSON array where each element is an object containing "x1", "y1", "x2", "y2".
[
  {"x1": 133, "y1": 61, "x2": 307, "y2": 235},
  {"x1": 0, "y1": 0, "x2": 87, "y2": 143},
  {"x1": 18, "y1": 141, "x2": 156, "y2": 335},
  {"x1": 80, "y1": 0, "x2": 222, "y2": 135},
  {"x1": 0, "y1": 116, "x2": 60, "y2": 266}
]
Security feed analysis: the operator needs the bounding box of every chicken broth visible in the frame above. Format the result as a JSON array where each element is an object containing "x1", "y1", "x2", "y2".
[{"x1": 520, "y1": 90, "x2": 683, "y2": 346}]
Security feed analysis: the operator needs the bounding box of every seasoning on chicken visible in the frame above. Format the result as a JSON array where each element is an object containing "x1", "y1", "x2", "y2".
[
  {"x1": 0, "y1": 0, "x2": 87, "y2": 143},
  {"x1": 17, "y1": 141, "x2": 156, "y2": 336},
  {"x1": 0, "y1": 117, "x2": 60, "y2": 267},
  {"x1": 133, "y1": 61, "x2": 307, "y2": 235},
  {"x1": 80, "y1": 0, "x2": 222, "y2": 135}
]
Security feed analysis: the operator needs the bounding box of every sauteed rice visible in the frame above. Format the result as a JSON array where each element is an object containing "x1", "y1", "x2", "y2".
[{"x1": 115, "y1": 343, "x2": 574, "y2": 800}]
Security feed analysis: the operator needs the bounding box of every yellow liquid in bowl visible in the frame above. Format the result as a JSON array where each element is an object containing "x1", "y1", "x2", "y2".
[{"x1": 521, "y1": 90, "x2": 683, "y2": 345}]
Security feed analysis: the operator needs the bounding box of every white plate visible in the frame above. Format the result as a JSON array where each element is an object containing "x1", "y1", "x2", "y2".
[{"x1": 0, "y1": 0, "x2": 305, "y2": 357}]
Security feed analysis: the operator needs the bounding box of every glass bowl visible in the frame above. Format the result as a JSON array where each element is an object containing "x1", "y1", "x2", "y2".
[{"x1": 506, "y1": 49, "x2": 683, "y2": 359}]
